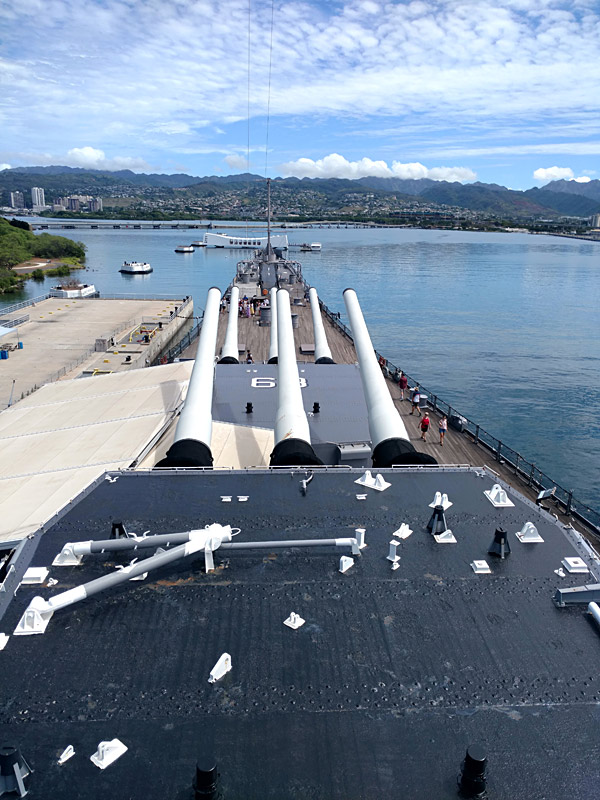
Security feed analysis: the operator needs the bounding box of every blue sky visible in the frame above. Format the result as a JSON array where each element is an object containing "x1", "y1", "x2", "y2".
[{"x1": 1, "y1": 0, "x2": 599, "y2": 189}]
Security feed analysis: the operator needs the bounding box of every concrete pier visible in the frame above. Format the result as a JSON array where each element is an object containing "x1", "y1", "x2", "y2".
[{"x1": 0, "y1": 296, "x2": 193, "y2": 407}]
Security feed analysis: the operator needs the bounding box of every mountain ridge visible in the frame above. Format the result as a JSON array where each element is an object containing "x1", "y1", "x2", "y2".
[{"x1": 2, "y1": 167, "x2": 599, "y2": 218}]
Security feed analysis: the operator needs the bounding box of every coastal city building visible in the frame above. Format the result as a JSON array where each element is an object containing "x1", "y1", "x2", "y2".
[
  {"x1": 31, "y1": 186, "x2": 45, "y2": 211},
  {"x1": 10, "y1": 191, "x2": 24, "y2": 209}
]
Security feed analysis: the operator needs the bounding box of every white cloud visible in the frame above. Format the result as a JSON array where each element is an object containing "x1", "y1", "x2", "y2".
[
  {"x1": 390, "y1": 162, "x2": 428, "y2": 180},
  {"x1": 281, "y1": 153, "x2": 475, "y2": 182},
  {"x1": 427, "y1": 166, "x2": 477, "y2": 182},
  {"x1": 0, "y1": 163, "x2": 10, "y2": 171},
  {"x1": 225, "y1": 154, "x2": 249, "y2": 169},
  {"x1": 533, "y1": 168, "x2": 593, "y2": 184},
  {"x1": 430, "y1": 143, "x2": 600, "y2": 158},
  {"x1": 149, "y1": 122, "x2": 192, "y2": 135},
  {"x1": 1, "y1": 0, "x2": 600, "y2": 183},
  {"x1": 64, "y1": 147, "x2": 151, "y2": 172},
  {"x1": 533, "y1": 166, "x2": 574, "y2": 182}
]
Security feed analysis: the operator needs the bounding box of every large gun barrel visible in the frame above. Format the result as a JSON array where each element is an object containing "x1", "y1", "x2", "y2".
[
  {"x1": 268, "y1": 286, "x2": 278, "y2": 364},
  {"x1": 155, "y1": 286, "x2": 221, "y2": 468},
  {"x1": 309, "y1": 287, "x2": 334, "y2": 364},
  {"x1": 343, "y1": 289, "x2": 437, "y2": 467},
  {"x1": 270, "y1": 289, "x2": 322, "y2": 466},
  {"x1": 219, "y1": 285, "x2": 239, "y2": 363}
]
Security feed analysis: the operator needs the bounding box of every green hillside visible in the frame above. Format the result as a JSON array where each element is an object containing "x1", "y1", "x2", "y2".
[{"x1": 0, "y1": 217, "x2": 86, "y2": 294}]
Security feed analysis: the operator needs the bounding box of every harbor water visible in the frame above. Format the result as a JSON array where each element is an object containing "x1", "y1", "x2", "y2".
[{"x1": 1, "y1": 223, "x2": 598, "y2": 509}]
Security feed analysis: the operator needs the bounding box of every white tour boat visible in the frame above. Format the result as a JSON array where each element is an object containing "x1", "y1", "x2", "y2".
[
  {"x1": 174, "y1": 245, "x2": 195, "y2": 253},
  {"x1": 119, "y1": 261, "x2": 153, "y2": 274}
]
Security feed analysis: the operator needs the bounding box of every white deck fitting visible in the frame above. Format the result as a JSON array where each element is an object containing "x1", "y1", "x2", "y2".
[
  {"x1": 429, "y1": 492, "x2": 452, "y2": 510},
  {"x1": 90, "y1": 739, "x2": 128, "y2": 770},
  {"x1": 339, "y1": 556, "x2": 354, "y2": 573},
  {"x1": 484, "y1": 484, "x2": 515, "y2": 508},
  {"x1": 433, "y1": 530, "x2": 457, "y2": 544},
  {"x1": 0, "y1": 633, "x2": 9, "y2": 651},
  {"x1": 0, "y1": 362, "x2": 192, "y2": 541},
  {"x1": 355, "y1": 528, "x2": 367, "y2": 549},
  {"x1": 57, "y1": 746, "x2": 75, "y2": 766},
  {"x1": 208, "y1": 653, "x2": 232, "y2": 683},
  {"x1": 471, "y1": 560, "x2": 491, "y2": 574},
  {"x1": 561, "y1": 557, "x2": 589, "y2": 574},
  {"x1": 516, "y1": 522, "x2": 544, "y2": 543},
  {"x1": 387, "y1": 540, "x2": 401, "y2": 570},
  {"x1": 354, "y1": 471, "x2": 391, "y2": 492},
  {"x1": 283, "y1": 612, "x2": 305, "y2": 630},
  {"x1": 21, "y1": 567, "x2": 49, "y2": 585},
  {"x1": 392, "y1": 523, "x2": 413, "y2": 540}
]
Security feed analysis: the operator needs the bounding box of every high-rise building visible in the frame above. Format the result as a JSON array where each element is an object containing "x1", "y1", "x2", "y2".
[
  {"x1": 67, "y1": 197, "x2": 80, "y2": 211},
  {"x1": 89, "y1": 197, "x2": 103, "y2": 212},
  {"x1": 31, "y1": 187, "x2": 45, "y2": 209},
  {"x1": 10, "y1": 191, "x2": 24, "y2": 209},
  {"x1": 591, "y1": 213, "x2": 600, "y2": 230}
]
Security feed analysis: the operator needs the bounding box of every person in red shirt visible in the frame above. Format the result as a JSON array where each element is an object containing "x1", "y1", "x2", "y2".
[
  {"x1": 398, "y1": 371, "x2": 408, "y2": 400},
  {"x1": 420, "y1": 412, "x2": 430, "y2": 441}
]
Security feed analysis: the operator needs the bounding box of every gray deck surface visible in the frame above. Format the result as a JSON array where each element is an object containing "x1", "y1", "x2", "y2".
[{"x1": 1, "y1": 468, "x2": 599, "y2": 799}]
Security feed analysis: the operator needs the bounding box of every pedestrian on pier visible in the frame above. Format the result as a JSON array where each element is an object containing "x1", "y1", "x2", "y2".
[
  {"x1": 439, "y1": 415, "x2": 448, "y2": 446},
  {"x1": 420, "y1": 412, "x2": 430, "y2": 441},
  {"x1": 410, "y1": 385, "x2": 421, "y2": 416}
]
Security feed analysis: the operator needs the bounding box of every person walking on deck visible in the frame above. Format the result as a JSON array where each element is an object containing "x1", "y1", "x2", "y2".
[
  {"x1": 420, "y1": 412, "x2": 430, "y2": 441},
  {"x1": 439, "y1": 415, "x2": 448, "y2": 446},
  {"x1": 410, "y1": 385, "x2": 421, "y2": 416},
  {"x1": 398, "y1": 371, "x2": 408, "y2": 400}
]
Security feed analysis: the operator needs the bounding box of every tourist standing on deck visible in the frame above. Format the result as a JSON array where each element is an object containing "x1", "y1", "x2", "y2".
[
  {"x1": 439, "y1": 415, "x2": 448, "y2": 446},
  {"x1": 398, "y1": 371, "x2": 408, "y2": 400},
  {"x1": 410, "y1": 385, "x2": 421, "y2": 416},
  {"x1": 420, "y1": 412, "x2": 430, "y2": 441}
]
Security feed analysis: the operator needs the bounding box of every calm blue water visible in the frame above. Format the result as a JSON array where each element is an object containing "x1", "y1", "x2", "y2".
[{"x1": 2, "y1": 223, "x2": 599, "y2": 509}]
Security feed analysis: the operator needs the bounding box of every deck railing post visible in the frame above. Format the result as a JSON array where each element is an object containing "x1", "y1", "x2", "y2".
[
  {"x1": 496, "y1": 441, "x2": 502, "y2": 461},
  {"x1": 432, "y1": 395, "x2": 437, "y2": 411},
  {"x1": 474, "y1": 424, "x2": 480, "y2": 444},
  {"x1": 528, "y1": 463, "x2": 535, "y2": 486},
  {"x1": 515, "y1": 454, "x2": 521, "y2": 474},
  {"x1": 566, "y1": 491, "x2": 573, "y2": 515}
]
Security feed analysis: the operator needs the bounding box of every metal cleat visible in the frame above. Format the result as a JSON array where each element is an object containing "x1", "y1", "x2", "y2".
[
  {"x1": 208, "y1": 653, "x2": 232, "y2": 683},
  {"x1": 283, "y1": 612, "x2": 305, "y2": 630},
  {"x1": 484, "y1": 483, "x2": 514, "y2": 508},
  {"x1": 90, "y1": 738, "x2": 128, "y2": 769}
]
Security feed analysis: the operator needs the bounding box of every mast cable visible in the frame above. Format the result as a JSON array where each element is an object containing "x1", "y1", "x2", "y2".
[
  {"x1": 245, "y1": 0, "x2": 252, "y2": 237},
  {"x1": 264, "y1": 0, "x2": 275, "y2": 178}
]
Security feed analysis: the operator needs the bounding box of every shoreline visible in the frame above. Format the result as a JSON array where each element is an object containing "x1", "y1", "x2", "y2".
[{"x1": 11, "y1": 257, "x2": 85, "y2": 275}]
